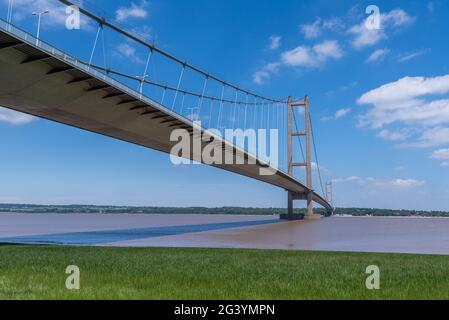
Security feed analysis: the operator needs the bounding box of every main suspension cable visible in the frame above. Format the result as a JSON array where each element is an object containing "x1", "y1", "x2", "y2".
[
  {"x1": 57, "y1": 0, "x2": 286, "y2": 104},
  {"x1": 83, "y1": 62, "x2": 281, "y2": 107}
]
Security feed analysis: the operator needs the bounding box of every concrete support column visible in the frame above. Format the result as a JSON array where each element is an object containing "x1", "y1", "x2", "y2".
[
  {"x1": 288, "y1": 192, "x2": 293, "y2": 215},
  {"x1": 307, "y1": 191, "x2": 313, "y2": 217}
]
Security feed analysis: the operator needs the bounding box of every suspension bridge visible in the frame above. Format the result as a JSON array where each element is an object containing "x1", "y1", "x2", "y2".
[{"x1": 0, "y1": 0, "x2": 333, "y2": 217}]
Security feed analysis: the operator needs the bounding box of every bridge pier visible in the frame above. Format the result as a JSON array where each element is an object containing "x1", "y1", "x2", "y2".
[
  {"x1": 281, "y1": 191, "x2": 318, "y2": 220},
  {"x1": 307, "y1": 191, "x2": 313, "y2": 217},
  {"x1": 281, "y1": 191, "x2": 304, "y2": 220}
]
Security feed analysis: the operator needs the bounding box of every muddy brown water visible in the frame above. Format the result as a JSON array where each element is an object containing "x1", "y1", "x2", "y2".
[{"x1": 1, "y1": 214, "x2": 449, "y2": 255}]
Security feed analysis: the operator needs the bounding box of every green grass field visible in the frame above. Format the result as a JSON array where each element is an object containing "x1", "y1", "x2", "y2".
[{"x1": 0, "y1": 245, "x2": 448, "y2": 300}]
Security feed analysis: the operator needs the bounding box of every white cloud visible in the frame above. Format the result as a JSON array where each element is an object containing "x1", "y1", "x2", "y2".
[
  {"x1": 275, "y1": 9, "x2": 415, "y2": 76},
  {"x1": 281, "y1": 40, "x2": 343, "y2": 68},
  {"x1": 0, "y1": 107, "x2": 35, "y2": 125},
  {"x1": 252, "y1": 62, "x2": 281, "y2": 85},
  {"x1": 333, "y1": 176, "x2": 364, "y2": 184},
  {"x1": 358, "y1": 75, "x2": 449, "y2": 129},
  {"x1": 118, "y1": 43, "x2": 136, "y2": 57},
  {"x1": 359, "y1": 75, "x2": 449, "y2": 105},
  {"x1": 335, "y1": 108, "x2": 351, "y2": 119},
  {"x1": 431, "y1": 148, "x2": 449, "y2": 160},
  {"x1": 362, "y1": 98, "x2": 449, "y2": 128},
  {"x1": 117, "y1": 43, "x2": 145, "y2": 64},
  {"x1": 358, "y1": 75, "x2": 449, "y2": 149},
  {"x1": 367, "y1": 48, "x2": 390, "y2": 62},
  {"x1": 401, "y1": 127, "x2": 449, "y2": 148},
  {"x1": 300, "y1": 19, "x2": 322, "y2": 39},
  {"x1": 313, "y1": 40, "x2": 343, "y2": 59},
  {"x1": 116, "y1": 1, "x2": 149, "y2": 22},
  {"x1": 255, "y1": 38, "x2": 343, "y2": 85},
  {"x1": 268, "y1": 36, "x2": 281, "y2": 50},
  {"x1": 322, "y1": 108, "x2": 351, "y2": 121},
  {"x1": 382, "y1": 178, "x2": 425, "y2": 188},
  {"x1": 348, "y1": 23, "x2": 385, "y2": 49},
  {"x1": 322, "y1": 17, "x2": 345, "y2": 32},
  {"x1": 358, "y1": 75, "x2": 449, "y2": 104},
  {"x1": 377, "y1": 129, "x2": 410, "y2": 142},
  {"x1": 299, "y1": 17, "x2": 345, "y2": 39},
  {"x1": 397, "y1": 49, "x2": 429, "y2": 62},
  {"x1": 334, "y1": 175, "x2": 425, "y2": 188},
  {"x1": 282, "y1": 46, "x2": 313, "y2": 67},
  {"x1": 349, "y1": 9, "x2": 414, "y2": 49},
  {"x1": 431, "y1": 148, "x2": 449, "y2": 167},
  {"x1": 383, "y1": 9, "x2": 415, "y2": 27}
]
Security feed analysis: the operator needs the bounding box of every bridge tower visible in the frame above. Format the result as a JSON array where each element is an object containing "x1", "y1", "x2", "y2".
[{"x1": 286, "y1": 95, "x2": 314, "y2": 219}]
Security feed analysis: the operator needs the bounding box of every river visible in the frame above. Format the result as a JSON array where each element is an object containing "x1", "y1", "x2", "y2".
[{"x1": 1, "y1": 213, "x2": 448, "y2": 255}]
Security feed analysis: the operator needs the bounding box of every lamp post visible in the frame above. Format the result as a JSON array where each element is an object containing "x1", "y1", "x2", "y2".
[
  {"x1": 137, "y1": 52, "x2": 152, "y2": 95},
  {"x1": 136, "y1": 74, "x2": 149, "y2": 95},
  {"x1": 7, "y1": 0, "x2": 13, "y2": 23},
  {"x1": 32, "y1": 10, "x2": 49, "y2": 46},
  {"x1": 7, "y1": 0, "x2": 14, "y2": 31}
]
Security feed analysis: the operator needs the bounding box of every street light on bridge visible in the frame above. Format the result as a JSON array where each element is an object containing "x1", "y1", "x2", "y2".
[
  {"x1": 136, "y1": 74, "x2": 150, "y2": 95},
  {"x1": 32, "y1": 10, "x2": 49, "y2": 46},
  {"x1": 7, "y1": 0, "x2": 14, "y2": 23}
]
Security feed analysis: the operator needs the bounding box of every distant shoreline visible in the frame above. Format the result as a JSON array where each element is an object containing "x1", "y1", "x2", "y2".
[
  {"x1": 0, "y1": 204, "x2": 448, "y2": 217},
  {"x1": 3, "y1": 212, "x2": 449, "y2": 219},
  {"x1": 333, "y1": 215, "x2": 449, "y2": 219}
]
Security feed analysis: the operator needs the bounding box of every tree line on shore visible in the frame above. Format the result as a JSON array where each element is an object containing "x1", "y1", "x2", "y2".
[{"x1": 0, "y1": 204, "x2": 448, "y2": 217}]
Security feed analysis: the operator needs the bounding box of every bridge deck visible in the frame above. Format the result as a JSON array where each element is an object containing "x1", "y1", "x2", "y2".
[{"x1": 0, "y1": 20, "x2": 332, "y2": 212}]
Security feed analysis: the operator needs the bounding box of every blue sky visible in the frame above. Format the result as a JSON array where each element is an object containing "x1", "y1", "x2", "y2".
[{"x1": 1, "y1": 0, "x2": 449, "y2": 210}]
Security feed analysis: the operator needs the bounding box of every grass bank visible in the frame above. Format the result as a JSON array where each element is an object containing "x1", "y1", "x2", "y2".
[{"x1": 0, "y1": 245, "x2": 448, "y2": 299}]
